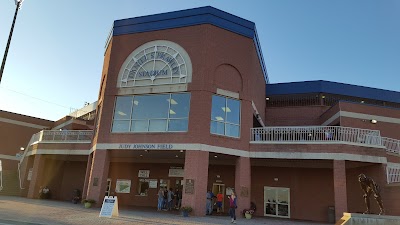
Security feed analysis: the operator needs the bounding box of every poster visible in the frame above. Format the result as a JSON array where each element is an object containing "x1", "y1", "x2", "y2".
[
  {"x1": 115, "y1": 179, "x2": 131, "y2": 193},
  {"x1": 149, "y1": 179, "x2": 158, "y2": 188},
  {"x1": 27, "y1": 168, "x2": 33, "y2": 181},
  {"x1": 185, "y1": 179, "x2": 194, "y2": 194}
]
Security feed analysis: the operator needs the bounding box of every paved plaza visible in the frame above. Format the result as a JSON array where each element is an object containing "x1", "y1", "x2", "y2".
[{"x1": 0, "y1": 196, "x2": 330, "y2": 225}]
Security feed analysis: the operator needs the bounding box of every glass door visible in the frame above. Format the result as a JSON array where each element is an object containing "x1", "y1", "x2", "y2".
[{"x1": 264, "y1": 186, "x2": 290, "y2": 218}]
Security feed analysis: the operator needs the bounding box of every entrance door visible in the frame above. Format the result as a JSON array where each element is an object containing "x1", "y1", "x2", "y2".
[
  {"x1": 212, "y1": 183, "x2": 225, "y2": 212},
  {"x1": 264, "y1": 186, "x2": 290, "y2": 218}
]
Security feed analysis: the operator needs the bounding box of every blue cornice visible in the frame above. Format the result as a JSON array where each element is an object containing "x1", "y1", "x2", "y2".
[
  {"x1": 112, "y1": 6, "x2": 269, "y2": 84},
  {"x1": 266, "y1": 80, "x2": 400, "y2": 104}
]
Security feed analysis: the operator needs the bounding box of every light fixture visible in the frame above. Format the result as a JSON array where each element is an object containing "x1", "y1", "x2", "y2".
[
  {"x1": 20, "y1": 147, "x2": 24, "y2": 151},
  {"x1": 214, "y1": 155, "x2": 218, "y2": 158},
  {"x1": 322, "y1": 95, "x2": 325, "y2": 99},
  {"x1": 180, "y1": 150, "x2": 184, "y2": 153},
  {"x1": 274, "y1": 178, "x2": 278, "y2": 181},
  {"x1": 175, "y1": 155, "x2": 178, "y2": 158},
  {"x1": 361, "y1": 100, "x2": 365, "y2": 103},
  {"x1": 221, "y1": 107, "x2": 231, "y2": 112},
  {"x1": 167, "y1": 99, "x2": 178, "y2": 105},
  {"x1": 215, "y1": 116, "x2": 224, "y2": 121},
  {"x1": 370, "y1": 119, "x2": 377, "y2": 124},
  {"x1": 140, "y1": 154, "x2": 143, "y2": 157},
  {"x1": 266, "y1": 97, "x2": 270, "y2": 100},
  {"x1": 144, "y1": 150, "x2": 148, "y2": 152}
]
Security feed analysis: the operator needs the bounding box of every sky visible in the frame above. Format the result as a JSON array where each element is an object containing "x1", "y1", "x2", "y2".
[{"x1": 0, "y1": 0, "x2": 399, "y2": 121}]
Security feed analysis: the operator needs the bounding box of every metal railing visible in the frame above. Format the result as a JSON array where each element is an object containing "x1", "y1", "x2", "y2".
[
  {"x1": 387, "y1": 163, "x2": 400, "y2": 184},
  {"x1": 251, "y1": 126, "x2": 382, "y2": 146},
  {"x1": 40, "y1": 130, "x2": 93, "y2": 142},
  {"x1": 382, "y1": 137, "x2": 400, "y2": 155}
]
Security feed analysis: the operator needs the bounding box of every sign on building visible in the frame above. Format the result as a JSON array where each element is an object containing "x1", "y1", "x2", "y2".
[
  {"x1": 138, "y1": 170, "x2": 150, "y2": 178},
  {"x1": 115, "y1": 179, "x2": 131, "y2": 193},
  {"x1": 168, "y1": 168, "x2": 184, "y2": 177},
  {"x1": 27, "y1": 168, "x2": 33, "y2": 181}
]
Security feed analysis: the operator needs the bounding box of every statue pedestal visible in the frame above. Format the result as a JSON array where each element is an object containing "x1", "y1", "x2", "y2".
[{"x1": 337, "y1": 213, "x2": 400, "y2": 225}]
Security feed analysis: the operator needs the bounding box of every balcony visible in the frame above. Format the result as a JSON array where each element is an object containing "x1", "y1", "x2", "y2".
[
  {"x1": 251, "y1": 126, "x2": 382, "y2": 147},
  {"x1": 28, "y1": 130, "x2": 93, "y2": 146}
]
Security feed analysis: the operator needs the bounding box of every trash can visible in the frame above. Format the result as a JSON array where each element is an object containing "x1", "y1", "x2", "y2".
[{"x1": 328, "y1": 206, "x2": 335, "y2": 223}]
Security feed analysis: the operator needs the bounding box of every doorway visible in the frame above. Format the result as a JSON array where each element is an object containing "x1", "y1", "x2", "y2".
[
  {"x1": 264, "y1": 186, "x2": 290, "y2": 218},
  {"x1": 212, "y1": 183, "x2": 225, "y2": 212}
]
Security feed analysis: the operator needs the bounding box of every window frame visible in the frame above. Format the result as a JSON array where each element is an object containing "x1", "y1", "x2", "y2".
[
  {"x1": 111, "y1": 92, "x2": 190, "y2": 133},
  {"x1": 210, "y1": 95, "x2": 241, "y2": 138}
]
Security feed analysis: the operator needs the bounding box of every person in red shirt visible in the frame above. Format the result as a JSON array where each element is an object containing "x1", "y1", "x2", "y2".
[{"x1": 216, "y1": 191, "x2": 224, "y2": 213}]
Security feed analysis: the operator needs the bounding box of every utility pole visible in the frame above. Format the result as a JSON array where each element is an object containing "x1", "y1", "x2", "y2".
[{"x1": 0, "y1": 0, "x2": 24, "y2": 84}]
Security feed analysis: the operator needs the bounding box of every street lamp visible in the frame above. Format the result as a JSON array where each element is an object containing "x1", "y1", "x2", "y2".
[{"x1": 0, "y1": 0, "x2": 24, "y2": 84}]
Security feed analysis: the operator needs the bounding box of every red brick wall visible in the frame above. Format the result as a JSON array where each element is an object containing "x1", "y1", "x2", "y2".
[
  {"x1": 251, "y1": 166, "x2": 334, "y2": 222},
  {"x1": 265, "y1": 106, "x2": 330, "y2": 126},
  {"x1": 59, "y1": 161, "x2": 87, "y2": 201}
]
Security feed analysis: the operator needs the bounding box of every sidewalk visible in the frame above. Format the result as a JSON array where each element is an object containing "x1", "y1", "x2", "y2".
[{"x1": 0, "y1": 196, "x2": 330, "y2": 225}]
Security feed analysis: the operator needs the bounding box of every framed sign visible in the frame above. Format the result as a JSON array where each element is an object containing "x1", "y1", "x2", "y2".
[
  {"x1": 185, "y1": 179, "x2": 194, "y2": 194},
  {"x1": 149, "y1": 179, "x2": 158, "y2": 188},
  {"x1": 27, "y1": 168, "x2": 33, "y2": 181},
  {"x1": 168, "y1": 168, "x2": 184, "y2": 177},
  {"x1": 138, "y1": 170, "x2": 150, "y2": 178},
  {"x1": 115, "y1": 179, "x2": 131, "y2": 193}
]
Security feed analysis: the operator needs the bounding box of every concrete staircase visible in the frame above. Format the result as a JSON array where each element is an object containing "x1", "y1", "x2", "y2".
[{"x1": 0, "y1": 170, "x2": 21, "y2": 196}]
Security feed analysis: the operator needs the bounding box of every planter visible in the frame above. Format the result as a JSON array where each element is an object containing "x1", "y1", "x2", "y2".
[
  {"x1": 245, "y1": 213, "x2": 252, "y2": 219},
  {"x1": 84, "y1": 202, "x2": 92, "y2": 208},
  {"x1": 182, "y1": 211, "x2": 189, "y2": 217}
]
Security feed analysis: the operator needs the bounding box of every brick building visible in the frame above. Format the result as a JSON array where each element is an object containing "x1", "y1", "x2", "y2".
[{"x1": 1, "y1": 6, "x2": 399, "y2": 223}]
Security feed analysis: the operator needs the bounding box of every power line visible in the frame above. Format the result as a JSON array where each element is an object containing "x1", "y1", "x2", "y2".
[{"x1": 0, "y1": 86, "x2": 71, "y2": 109}]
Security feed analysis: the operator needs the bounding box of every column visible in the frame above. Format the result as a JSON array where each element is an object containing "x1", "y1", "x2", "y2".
[
  {"x1": 27, "y1": 155, "x2": 45, "y2": 198},
  {"x1": 181, "y1": 150, "x2": 209, "y2": 216},
  {"x1": 235, "y1": 156, "x2": 251, "y2": 216},
  {"x1": 85, "y1": 150, "x2": 110, "y2": 205},
  {"x1": 82, "y1": 152, "x2": 93, "y2": 199},
  {"x1": 333, "y1": 160, "x2": 348, "y2": 222}
]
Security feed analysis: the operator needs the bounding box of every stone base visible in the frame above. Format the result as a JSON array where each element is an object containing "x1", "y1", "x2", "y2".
[{"x1": 336, "y1": 213, "x2": 400, "y2": 225}]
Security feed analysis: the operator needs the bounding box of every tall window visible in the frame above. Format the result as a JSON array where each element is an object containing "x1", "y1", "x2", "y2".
[
  {"x1": 112, "y1": 93, "x2": 190, "y2": 132},
  {"x1": 210, "y1": 95, "x2": 240, "y2": 138}
]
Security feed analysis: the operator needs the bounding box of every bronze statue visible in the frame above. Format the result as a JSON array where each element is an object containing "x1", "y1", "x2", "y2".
[{"x1": 358, "y1": 173, "x2": 384, "y2": 215}]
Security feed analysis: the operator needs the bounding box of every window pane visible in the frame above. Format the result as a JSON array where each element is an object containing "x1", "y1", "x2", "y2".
[
  {"x1": 132, "y1": 94, "x2": 169, "y2": 119},
  {"x1": 210, "y1": 121, "x2": 224, "y2": 135},
  {"x1": 168, "y1": 119, "x2": 188, "y2": 131},
  {"x1": 225, "y1": 124, "x2": 240, "y2": 137},
  {"x1": 114, "y1": 96, "x2": 133, "y2": 120},
  {"x1": 226, "y1": 98, "x2": 240, "y2": 124},
  {"x1": 149, "y1": 119, "x2": 167, "y2": 132},
  {"x1": 169, "y1": 93, "x2": 190, "y2": 118},
  {"x1": 211, "y1": 95, "x2": 226, "y2": 122},
  {"x1": 112, "y1": 120, "x2": 130, "y2": 132},
  {"x1": 131, "y1": 120, "x2": 148, "y2": 132}
]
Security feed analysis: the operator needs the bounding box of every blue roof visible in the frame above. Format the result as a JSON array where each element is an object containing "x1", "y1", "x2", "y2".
[
  {"x1": 266, "y1": 80, "x2": 400, "y2": 104},
  {"x1": 112, "y1": 6, "x2": 269, "y2": 83}
]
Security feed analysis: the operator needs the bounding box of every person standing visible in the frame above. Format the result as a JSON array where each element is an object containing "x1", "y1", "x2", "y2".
[
  {"x1": 206, "y1": 189, "x2": 214, "y2": 215},
  {"x1": 175, "y1": 188, "x2": 182, "y2": 209},
  {"x1": 167, "y1": 188, "x2": 175, "y2": 211},
  {"x1": 216, "y1": 191, "x2": 224, "y2": 213},
  {"x1": 157, "y1": 187, "x2": 164, "y2": 211},
  {"x1": 228, "y1": 191, "x2": 237, "y2": 223}
]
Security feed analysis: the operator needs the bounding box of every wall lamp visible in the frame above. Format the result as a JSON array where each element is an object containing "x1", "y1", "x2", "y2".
[{"x1": 370, "y1": 119, "x2": 377, "y2": 124}]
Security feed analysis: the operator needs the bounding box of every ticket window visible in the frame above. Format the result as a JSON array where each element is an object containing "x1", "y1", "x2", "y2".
[{"x1": 138, "y1": 179, "x2": 150, "y2": 196}]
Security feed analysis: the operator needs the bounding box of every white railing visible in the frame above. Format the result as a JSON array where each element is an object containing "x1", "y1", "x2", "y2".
[
  {"x1": 387, "y1": 163, "x2": 400, "y2": 184},
  {"x1": 382, "y1": 137, "x2": 400, "y2": 155},
  {"x1": 40, "y1": 130, "x2": 93, "y2": 142},
  {"x1": 251, "y1": 126, "x2": 382, "y2": 146}
]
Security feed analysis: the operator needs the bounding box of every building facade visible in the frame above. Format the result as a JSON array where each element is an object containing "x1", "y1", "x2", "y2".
[{"x1": 1, "y1": 6, "x2": 399, "y2": 223}]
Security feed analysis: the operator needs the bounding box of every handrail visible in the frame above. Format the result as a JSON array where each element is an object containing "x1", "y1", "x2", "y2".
[
  {"x1": 382, "y1": 137, "x2": 400, "y2": 155},
  {"x1": 251, "y1": 126, "x2": 382, "y2": 147}
]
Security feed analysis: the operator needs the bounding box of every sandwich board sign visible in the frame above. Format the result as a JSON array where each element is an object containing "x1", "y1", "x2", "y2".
[{"x1": 99, "y1": 196, "x2": 119, "y2": 218}]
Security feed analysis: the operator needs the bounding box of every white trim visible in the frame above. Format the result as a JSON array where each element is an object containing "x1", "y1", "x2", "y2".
[
  {"x1": 0, "y1": 154, "x2": 19, "y2": 161},
  {"x1": 250, "y1": 141, "x2": 386, "y2": 149},
  {"x1": 322, "y1": 111, "x2": 400, "y2": 126},
  {"x1": 92, "y1": 143, "x2": 387, "y2": 163},
  {"x1": 216, "y1": 89, "x2": 239, "y2": 99},
  {"x1": 0, "y1": 117, "x2": 48, "y2": 129},
  {"x1": 249, "y1": 152, "x2": 387, "y2": 163},
  {"x1": 321, "y1": 111, "x2": 340, "y2": 126},
  {"x1": 26, "y1": 149, "x2": 90, "y2": 156}
]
